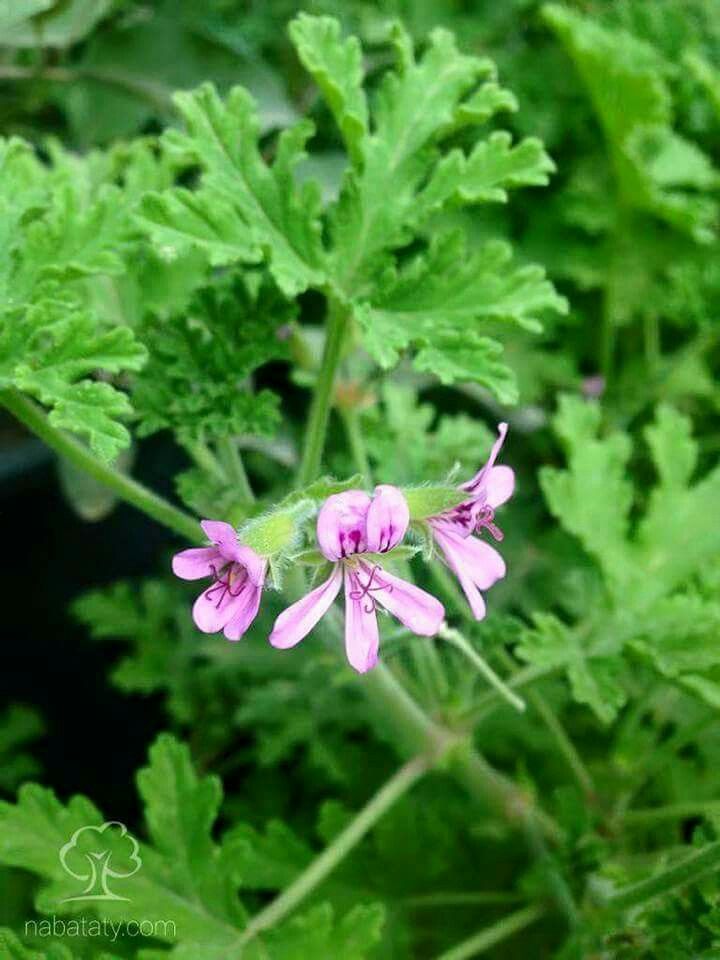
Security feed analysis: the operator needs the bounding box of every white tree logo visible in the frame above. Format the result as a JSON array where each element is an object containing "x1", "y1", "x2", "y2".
[{"x1": 59, "y1": 821, "x2": 142, "y2": 902}]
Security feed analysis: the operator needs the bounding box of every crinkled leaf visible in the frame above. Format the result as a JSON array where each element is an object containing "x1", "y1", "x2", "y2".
[
  {"x1": 140, "y1": 83, "x2": 325, "y2": 295},
  {"x1": 358, "y1": 233, "x2": 565, "y2": 400}
]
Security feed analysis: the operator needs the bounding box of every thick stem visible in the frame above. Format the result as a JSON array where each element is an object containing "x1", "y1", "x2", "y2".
[
  {"x1": 605, "y1": 841, "x2": 720, "y2": 911},
  {"x1": 297, "y1": 300, "x2": 347, "y2": 487},
  {"x1": 239, "y1": 754, "x2": 430, "y2": 944},
  {"x1": 433, "y1": 903, "x2": 546, "y2": 960},
  {"x1": 363, "y1": 665, "x2": 561, "y2": 841},
  {"x1": 0, "y1": 389, "x2": 200, "y2": 542}
]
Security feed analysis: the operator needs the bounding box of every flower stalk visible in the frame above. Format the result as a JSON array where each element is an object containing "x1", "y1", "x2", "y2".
[{"x1": 0, "y1": 388, "x2": 200, "y2": 542}]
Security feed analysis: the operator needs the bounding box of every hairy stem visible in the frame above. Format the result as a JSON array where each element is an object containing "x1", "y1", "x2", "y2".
[
  {"x1": 0, "y1": 389, "x2": 200, "y2": 542},
  {"x1": 606, "y1": 841, "x2": 720, "y2": 911},
  {"x1": 239, "y1": 754, "x2": 430, "y2": 944},
  {"x1": 434, "y1": 903, "x2": 546, "y2": 960},
  {"x1": 297, "y1": 299, "x2": 346, "y2": 487}
]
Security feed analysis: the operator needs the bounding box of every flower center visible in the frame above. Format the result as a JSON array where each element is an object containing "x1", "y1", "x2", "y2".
[
  {"x1": 347, "y1": 562, "x2": 393, "y2": 614},
  {"x1": 205, "y1": 562, "x2": 248, "y2": 608}
]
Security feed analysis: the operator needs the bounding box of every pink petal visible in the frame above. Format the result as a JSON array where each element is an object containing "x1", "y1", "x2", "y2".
[
  {"x1": 432, "y1": 526, "x2": 507, "y2": 621},
  {"x1": 172, "y1": 547, "x2": 220, "y2": 581},
  {"x1": 365, "y1": 484, "x2": 409, "y2": 553},
  {"x1": 485, "y1": 466, "x2": 515, "y2": 508},
  {"x1": 317, "y1": 491, "x2": 371, "y2": 561},
  {"x1": 344, "y1": 571, "x2": 380, "y2": 673},
  {"x1": 433, "y1": 526, "x2": 506, "y2": 588},
  {"x1": 200, "y1": 519, "x2": 244, "y2": 562},
  {"x1": 192, "y1": 579, "x2": 249, "y2": 634},
  {"x1": 371, "y1": 566, "x2": 445, "y2": 636},
  {"x1": 235, "y1": 545, "x2": 267, "y2": 587},
  {"x1": 223, "y1": 584, "x2": 263, "y2": 641},
  {"x1": 462, "y1": 422, "x2": 509, "y2": 495},
  {"x1": 269, "y1": 565, "x2": 343, "y2": 649}
]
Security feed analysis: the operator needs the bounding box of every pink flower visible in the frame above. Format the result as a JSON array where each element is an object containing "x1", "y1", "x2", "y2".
[
  {"x1": 270, "y1": 486, "x2": 445, "y2": 673},
  {"x1": 172, "y1": 520, "x2": 267, "y2": 641},
  {"x1": 430, "y1": 423, "x2": 514, "y2": 620}
]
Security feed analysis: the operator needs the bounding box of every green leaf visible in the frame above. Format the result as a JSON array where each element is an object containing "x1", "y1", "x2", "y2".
[
  {"x1": 223, "y1": 821, "x2": 312, "y2": 890},
  {"x1": 140, "y1": 83, "x2": 325, "y2": 295},
  {"x1": 4, "y1": 312, "x2": 146, "y2": 461},
  {"x1": 261, "y1": 902, "x2": 385, "y2": 960},
  {"x1": 132, "y1": 273, "x2": 288, "y2": 446},
  {"x1": 0, "y1": 927, "x2": 78, "y2": 959},
  {"x1": 516, "y1": 614, "x2": 626, "y2": 724},
  {"x1": 539, "y1": 395, "x2": 634, "y2": 592},
  {"x1": 290, "y1": 14, "x2": 368, "y2": 166},
  {"x1": 0, "y1": 735, "x2": 247, "y2": 958},
  {"x1": 357, "y1": 233, "x2": 566, "y2": 401},
  {"x1": 544, "y1": 4, "x2": 718, "y2": 242},
  {"x1": 424, "y1": 131, "x2": 554, "y2": 207},
  {"x1": 0, "y1": 0, "x2": 111, "y2": 47},
  {"x1": 325, "y1": 22, "x2": 544, "y2": 295},
  {"x1": 0, "y1": 706, "x2": 43, "y2": 795}
]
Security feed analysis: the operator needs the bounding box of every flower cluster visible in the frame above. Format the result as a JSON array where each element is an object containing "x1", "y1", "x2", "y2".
[{"x1": 173, "y1": 424, "x2": 514, "y2": 673}]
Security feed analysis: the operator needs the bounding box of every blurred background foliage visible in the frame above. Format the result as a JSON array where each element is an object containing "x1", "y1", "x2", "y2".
[{"x1": 1, "y1": 1, "x2": 720, "y2": 958}]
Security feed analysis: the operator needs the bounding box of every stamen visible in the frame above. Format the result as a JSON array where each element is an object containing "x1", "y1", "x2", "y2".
[
  {"x1": 204, "y1": 562, "x2": 247, "y2": 608},
  {"x1": 476, "y1": 506, "x2": 504, "y2": 541},
  {"x1": 348, "y1": 563, "x2": 393, "y2": 613}
]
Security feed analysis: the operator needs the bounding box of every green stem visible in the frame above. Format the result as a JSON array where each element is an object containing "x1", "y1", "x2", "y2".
[
  {"x1": 405, "y1": 891, "x2": 524, "y2": 908},
  {"x1": 339, "y1": 406, "x2": 372, "y2": 483},
  {"x1": 0, "y1": 64, "x2": 171, "y2": 111},
  {"x1": 495, "y1": 648, "x2": 595, "y2": 802},
  {"x1": 621, "y1": 802, "x2": 720, "y2": 828},
  {"x1": 0, "y1": 389, "x2": 200, "y2": 542},
  {"x1": 239, "y1": 754, "x2": 430, "y2": 944},
  {"x1": 526, "y1": 687, "x2": 595, "y2": 800},
  {"x1": 439, "y1": 624, "x2": 526, "y2": 714},
  {"x1": 433, "y1": 904, "x2": 545, "y2": 960},
  {"x1": 297, "y1": 299, "x2": 347, "y2": 487},
  {"x1": 363, "y1": 664, "x2": 562, "y2": 842},
  {"x1": 216, "y1": 437, "x2": 254, "y2": 502},
  {"x1": 606, "y1": 841, "x2": 720, "y2": 911}
]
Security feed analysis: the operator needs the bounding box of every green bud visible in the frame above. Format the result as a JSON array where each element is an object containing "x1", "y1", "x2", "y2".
[{"x1": 239, "y1": 499, "x2": 314, "y2": 557}]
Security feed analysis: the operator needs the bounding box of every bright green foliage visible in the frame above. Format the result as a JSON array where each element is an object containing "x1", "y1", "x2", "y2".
[
  {"x1": 0, "y1": 927, "x2": 80, "y2": 959},
  {"x1": 4, "y1": 4, "x2": 720, "y2": 958},
  {"x1": 138, "y1": 15, "x2": 565, "y2": 402},
  {"x1": 521, "y1": 397, "x2": 720, "y2": 722},
  {"x1": 544, "y1": 4, "x2": 719, "y2": 242},
  {"x1": 133, "y1": 274, "x2": 289, "y2": 446},
  {"x1": 0, "y1": 735, "x2": 384, "y2": 959},
  {"x1": 139, "y1": 83, "x2": 326, "y2": 296},
  {"x1": 0, "y1": 139, "x2": 147, "y2": 460},
  {"x1": 358, "y1": 234, "x2": 566, "y2": 403}
]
